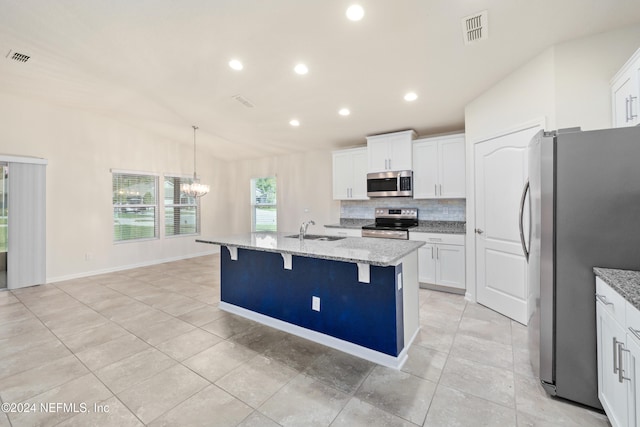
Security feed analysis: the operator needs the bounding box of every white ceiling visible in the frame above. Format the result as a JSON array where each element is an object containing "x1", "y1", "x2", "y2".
[{"x1": 2, "y1": 0, "x2": 640, "y2": 160}]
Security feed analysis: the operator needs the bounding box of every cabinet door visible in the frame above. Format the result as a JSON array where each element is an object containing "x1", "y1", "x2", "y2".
[
  {"x1": 351, "y1": 149, "x2": 369, "y2": 199},
  {"x1": 412, "y1": 140, "x2": 438, "y2": 198},
  {"x1": 332, "y1": 151, "x2": 352, "y2": 200},
  {"x1": 388, "y1": 137, "x2": 413, "y2": 171},
  {"x1": 627, "y1": 331, "x2": 640, "y2": 427},
  {"x1": 439, "y1": 137, "x2": 466, "y2": 198},
  {"x1": 597, "y1": 301, "x2": 628, "y2": 427},
  {"x1": 367, "y1": 140, "x2": 389, "y2": 172},
  {"x1": 612, "y1": 73, "x2": 635, "y2": 128},
  {"x1": 435, "y1": 244, "x2": 465, "y2": 290},
  {"x1": 417, "y1": 244, "x2": 436, "y2": 284}
]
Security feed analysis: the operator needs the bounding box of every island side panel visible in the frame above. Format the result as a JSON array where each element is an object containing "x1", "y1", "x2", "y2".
[
  {"x1": 399, "y1": 251, "x2": 420, "y2": 347},
  {"x1": 220, "y1": 248, "x2": 403, "y2": 356}
]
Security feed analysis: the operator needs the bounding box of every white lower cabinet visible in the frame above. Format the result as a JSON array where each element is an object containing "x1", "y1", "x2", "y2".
[
  {"x1": 411, "y1": 232, "x2": 465, "y2": 291},
  {"x1": 596, "y1": 276, "x2": 640, "y2": 427}
]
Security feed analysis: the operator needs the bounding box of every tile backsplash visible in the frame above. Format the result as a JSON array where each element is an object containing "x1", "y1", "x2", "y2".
[{"x1": 340, "y1": 198, "x2": 466, "y2": 221}]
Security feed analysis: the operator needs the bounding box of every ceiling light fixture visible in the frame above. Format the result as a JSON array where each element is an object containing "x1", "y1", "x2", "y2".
[
  {"x1": 339, "y1": 108, "x2": 351, "y2": 116},
  {"x1": 228, "y1": 59, "x2": 243, "y2": 70},
  {"x1": 289, "y1": 119, "x2": 300, "y2": 127},
  {"x1": 294, "y1": 63, "x2": 309, "y2": 75},
  {"x1": 346, "y1": 4, "x2": 365, "y2": 21},
  {"x1": 181, "y1": 125, "x2": 210, "y2": 198},
  {"x1": 404, "y1": 92, "x2": 418, "y2": 102}
]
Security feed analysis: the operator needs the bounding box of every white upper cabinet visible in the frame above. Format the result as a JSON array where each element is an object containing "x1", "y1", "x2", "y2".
[
  {"x1": 332, "y1": 147, "x2": 368, "y2": 200},
  {"x1": 611, "y1": 48, "x2": 640, "y2": 128},
  {"x1": 366, "y1": 130, "x2": 416, "y2": 172},
  {"x1": 413, "y1": 133, "x2": 466, "y2": 199}
]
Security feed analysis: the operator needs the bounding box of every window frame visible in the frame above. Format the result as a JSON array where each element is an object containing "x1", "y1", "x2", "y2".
[
  {"x1": 163, "y1": 174, "x2": 201, "y2": 238},
  {"x1": 112, "y1": 170, "x2": 159, "y2": 243}
]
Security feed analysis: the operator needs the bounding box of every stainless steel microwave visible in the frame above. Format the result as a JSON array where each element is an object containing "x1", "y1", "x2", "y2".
[{"x1": 366, "y1": 170, "x2": 413, "y2": 197}]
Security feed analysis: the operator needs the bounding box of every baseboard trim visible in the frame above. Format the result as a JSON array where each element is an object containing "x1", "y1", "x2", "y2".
[
  {"x1": 47, "y1": 249, "x2": 219, "y2": 284},
  {"x1": 219, "y1": 301, "x2": 409, "y2": 369}
]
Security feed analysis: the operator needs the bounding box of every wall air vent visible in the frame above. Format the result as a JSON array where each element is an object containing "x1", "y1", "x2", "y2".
[
  {"x1": 462, "y1": 10, "x2": 488, "y2": 45},
  {"x1": 5, "y1": 49, "x2": 30, "y2": 63},
  {"x1": 232, "y1": 94, "x2": 255, "y2": 108}
]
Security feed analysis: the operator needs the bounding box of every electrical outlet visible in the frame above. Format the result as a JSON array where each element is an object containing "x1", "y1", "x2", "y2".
[
  {"x1": 312, "y1": 296, "x2": 320, "y2": 312},
  {"x1": 85, "y1": 253, "x2": 92, "y2": 261}
]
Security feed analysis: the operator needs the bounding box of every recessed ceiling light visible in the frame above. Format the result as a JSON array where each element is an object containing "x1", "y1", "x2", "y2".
[
  {"x1": 346, "y1": 5, "x2": 365, "y2": 21},
  {"x1": 290, "y1": 119, "x2": 300, "y2": 127},
  {"x1": 228, "y1": 59, "x2": 243, "y2": 70},
  {"x1": 294, "y1": 63, "x2": 309, "y2": 75},
  {"x1": 404, "y1": 92, "x2": 418, "y2": 102},
  {"x1": 339, "y1": 108, "x2": 351, "y2": 116}
]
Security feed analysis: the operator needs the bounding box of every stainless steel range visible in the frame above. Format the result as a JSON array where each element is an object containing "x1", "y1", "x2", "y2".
[{"x1": 361, "y1": 208, "x2": 418, "y2": 240}]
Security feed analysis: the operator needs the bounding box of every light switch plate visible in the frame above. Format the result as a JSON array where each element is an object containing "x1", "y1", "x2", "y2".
[{"x1": 312, "y1": 296, "x2": 320, "y2": 311}]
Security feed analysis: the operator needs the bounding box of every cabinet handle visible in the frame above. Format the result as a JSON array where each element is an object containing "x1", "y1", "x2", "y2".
[
  {"x1": 596, "y1": 294, "x2": 613, "y2": 306},
  {"x1": 626, "y1": 97, "x2": 631, "y2": 122},
  {"x1": 436, "y1": 247, "x2": 439, "y2": 260},
  {"x1": 631, "y1": 95, "x2": 638, "y2": 120},
  {"x1": 629, "y1": 327, "x2": 640, "y2": 341},
  {"x1": 434, "y1": 184, "x2": 437, "y2": 196},
  {"x1": 431, "y1": 246, "x2": 434, "y2": 259},
  {"x1": 614, "y1": 337, "x2": 620, "y2": 374},
  {"x1": 388, "y1": 159, "x2": 391, "y2": 170},
  {"x1": 439, "y1": 184, "x2": 442, "y2": 196},
  {"x1": 618, "y1": 342, "x2": 631, "y2": 383}
]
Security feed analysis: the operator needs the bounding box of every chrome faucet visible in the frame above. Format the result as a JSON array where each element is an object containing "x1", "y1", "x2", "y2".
[{"x1": 299, "y1": 220, "x2": 315, "y2": 240}]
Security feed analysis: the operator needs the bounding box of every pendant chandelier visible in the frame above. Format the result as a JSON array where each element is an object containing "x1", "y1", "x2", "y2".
[{"x1": 181, "y1": 125, "x2": 210, "y2": 198}]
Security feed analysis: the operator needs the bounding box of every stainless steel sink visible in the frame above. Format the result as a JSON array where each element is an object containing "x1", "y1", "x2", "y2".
[{"x1": 285, "y1": 234, "x2": 346, "y2": 241}]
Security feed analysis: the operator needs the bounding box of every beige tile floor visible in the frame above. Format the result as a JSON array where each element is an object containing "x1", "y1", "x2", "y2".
[{"x1": 0, "y1": 255, "x2": 610, "y2": 426}]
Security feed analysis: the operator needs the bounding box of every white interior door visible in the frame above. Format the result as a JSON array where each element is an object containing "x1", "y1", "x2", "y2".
[{"x1": 474, "y1": 125, "x2": 540, "y2": 324}]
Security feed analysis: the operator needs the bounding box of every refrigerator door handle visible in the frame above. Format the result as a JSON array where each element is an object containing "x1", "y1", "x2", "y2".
[{"x1": 519, "y1": 179, "x2": 530, "y2": 261}]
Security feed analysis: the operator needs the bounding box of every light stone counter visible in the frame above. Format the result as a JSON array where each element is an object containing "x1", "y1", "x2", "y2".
[
  {"x1": 594, "y1": 267, "x2": 640, "y2": 311},
  {"x1": 197, "y1": 232, "x2": 424, "y2": 267}
]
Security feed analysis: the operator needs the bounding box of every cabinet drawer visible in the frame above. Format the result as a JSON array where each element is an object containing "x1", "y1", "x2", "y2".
[
  {"x1": 596, "y1": 277, "x2": 626, "y2": 326},
  {"x1": 410, "y1": 232, "x2": 464, "y2": 245},
  {"x1": 627, "y1": 301, "x2": 640, "y2": 344}
]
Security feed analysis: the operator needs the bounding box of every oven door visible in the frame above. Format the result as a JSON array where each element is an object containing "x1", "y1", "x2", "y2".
[
  {"x1": 361, "y1": 229, "x2": 408, "y2": 239},
  {"x1": 367, "y1": 171, "x2": 413, "y2": 197}
]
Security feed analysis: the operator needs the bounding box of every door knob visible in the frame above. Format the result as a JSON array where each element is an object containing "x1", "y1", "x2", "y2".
[{"x1": 475, "y1": 228, "x2": 484, "y2": 235}]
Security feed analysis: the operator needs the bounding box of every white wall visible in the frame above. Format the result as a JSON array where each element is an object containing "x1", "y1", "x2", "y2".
[
  {"x1": 0, "y1": 93, "x2": 227, "y2": 282},
  {"x1": 225, "y1": 150, "x2": 340, "y2": 235},
  {"x1": 555, "y1": 24, "x2": 640, "y2": 130}
]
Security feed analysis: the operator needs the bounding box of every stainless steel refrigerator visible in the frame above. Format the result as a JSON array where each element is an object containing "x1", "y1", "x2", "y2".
[{"x1": 526, "y1": 126, "x2": 640, "y2": 410}]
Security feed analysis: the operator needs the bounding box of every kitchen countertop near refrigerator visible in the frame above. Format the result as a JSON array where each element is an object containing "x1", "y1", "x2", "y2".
[
  {"x1": 594, "y1": 267, "x2": 640, "y2": 310},
  {"x1": 325, "y1": 219, "x2": 466, "y2": 234}
]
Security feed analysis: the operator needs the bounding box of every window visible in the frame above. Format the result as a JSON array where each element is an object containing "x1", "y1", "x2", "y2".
[
  {"x1": 164, "y1": 176, "x2": 200, "y2": 237},
  {"x1": 112, "y1": 172, "x2": 158, "y2": 241},
  {"x1": 251, "y1": 177, "x2": 277, "y2": 232}
]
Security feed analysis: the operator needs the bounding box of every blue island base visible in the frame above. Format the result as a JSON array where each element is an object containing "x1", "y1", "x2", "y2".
[{"x1": 218, "y1": 246, "x2": 420, "y2": 369}]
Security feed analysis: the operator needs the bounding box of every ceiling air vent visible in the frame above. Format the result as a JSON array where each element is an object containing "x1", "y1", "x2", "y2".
[
  {"x1": 462, "y1": 10, "x2": 488, "y2": 45},
  {"x1": 232, "y1": 94, "x2": 255, "y2": 108},
  {"x1": 5, "y1": 49, "x2": 30, "y2": 63}
]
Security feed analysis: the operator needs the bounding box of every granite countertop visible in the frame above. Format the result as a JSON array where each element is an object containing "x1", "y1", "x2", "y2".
[
  {"x1": 324, "y1": 219, "x2": 466, "y2": 234},
  {"x1": 413, "y1": 221, "x2": 466, "y2": 234},
  {"x1": 594, "y1": 267, "x2": 640, "y2": 310},
  {"x1": 197, "y1": 232, "x2": 424, "y2": 267}
]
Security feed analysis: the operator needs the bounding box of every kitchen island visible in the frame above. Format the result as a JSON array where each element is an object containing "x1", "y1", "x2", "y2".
[{"x1": 197, "y1": 232, "x2": 424, "y2": 368}]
